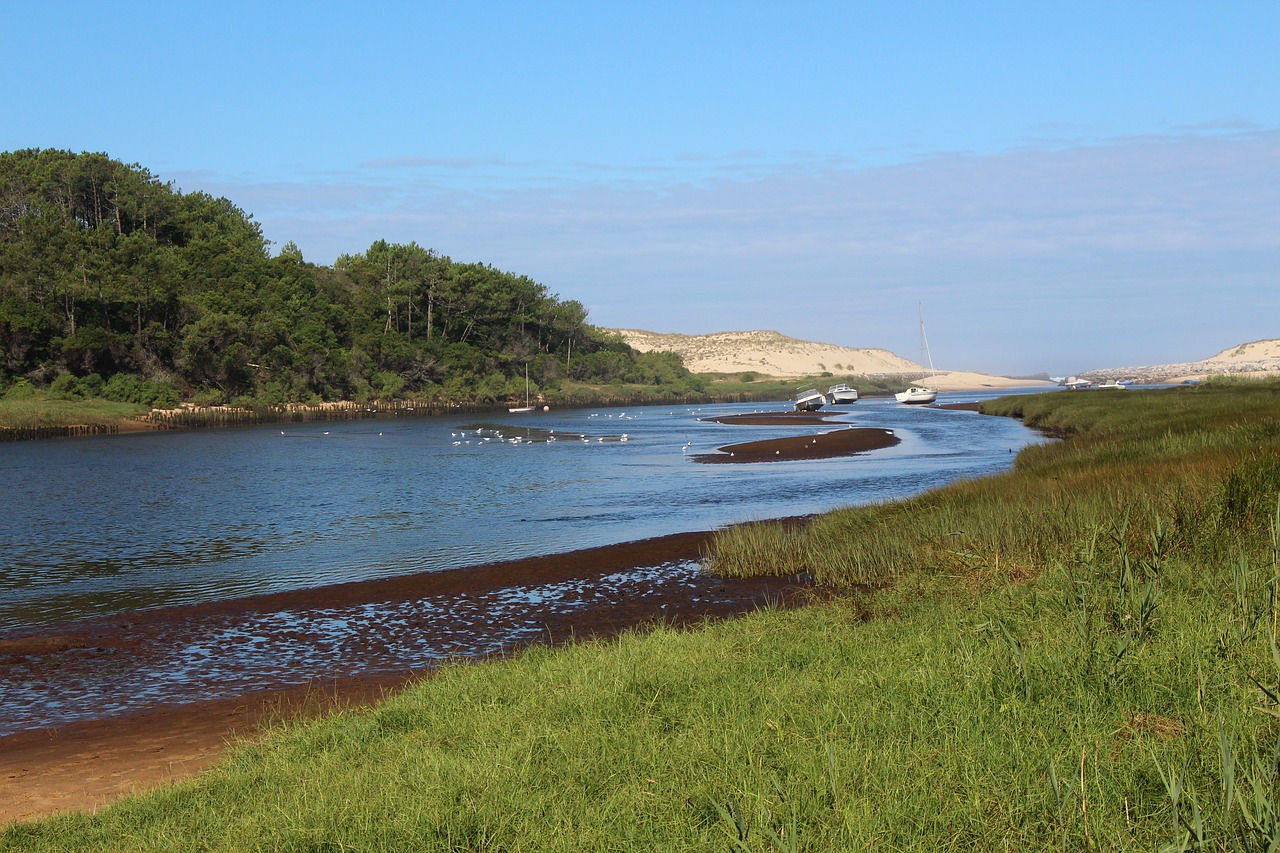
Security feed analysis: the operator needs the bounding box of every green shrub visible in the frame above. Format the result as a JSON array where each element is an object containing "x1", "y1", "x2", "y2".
[
  {"x1": 102, "y1": 373, "x2": 181, "y2": 408},
  {"x1": 48, "y1": 372, "x2": 83, "y2": 400},
  {"x1": 3, "y1": 379, "x2": 36, "y2": 400},
  {"x1": 79, "y1": 373, "x2": 105, "y2": 398}
]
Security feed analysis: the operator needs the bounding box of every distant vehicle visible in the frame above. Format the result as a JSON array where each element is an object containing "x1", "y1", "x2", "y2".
[
  {"x1": 792, "y1": 388, "x2": 826, "y2": 411},
  {"x1": 826, "y1": 383, "x2": 859, "y2": 404}
]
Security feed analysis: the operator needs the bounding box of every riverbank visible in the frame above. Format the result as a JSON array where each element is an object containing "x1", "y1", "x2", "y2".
[
  {"x1": 0, "y1": 375, "x2": 1042, "y2": 443},
  {"x1": 0, "y1": 395, "x2": 704, "y2": 442},
  {"x1": 0, "y1": 529, "x2": 813, "y2": 824}
]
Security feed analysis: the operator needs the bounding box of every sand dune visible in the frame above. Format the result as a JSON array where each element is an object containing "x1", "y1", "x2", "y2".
[
  {"x1": 1203, "y1": 339, "x2": 1280, "y2": 365},
  {"x1": 1080, "y1": 338, "x2": 1280, "y2": 384},
  {"x1": 607, "y1": 328, "x2": 1049, "y2": 390},
  {"x1": 610, "y1": 329, "x2": 922, "y2": 376}
]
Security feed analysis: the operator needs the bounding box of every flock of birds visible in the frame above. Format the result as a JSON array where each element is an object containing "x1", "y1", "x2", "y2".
[
  {"x1": 277, "y1": 406, "x2": 829, "y2": 458},
  {"x1": 449, "y1": 427, "x2": 630, "y2": 447},
  {"x1": 442, "y1": 410, "x2": 654, "y2": 448}
]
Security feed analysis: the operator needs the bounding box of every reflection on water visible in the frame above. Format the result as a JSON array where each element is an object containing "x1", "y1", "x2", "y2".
[
  {"x1": 0, "y1": 393, "x2": 1047, "y2": 632},
  {"x1": 0, "y1": 560, "x2": 722, "y2": 736}
]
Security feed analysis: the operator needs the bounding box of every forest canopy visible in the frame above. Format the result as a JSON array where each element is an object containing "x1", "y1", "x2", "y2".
[{"x1": 0, "y1": 149, "x2": 700, "y2": 406}]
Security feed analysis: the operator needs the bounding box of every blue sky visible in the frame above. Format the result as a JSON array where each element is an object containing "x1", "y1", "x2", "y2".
[{"x1": 5, "y1": 1, "x2": 1277, "y2": 375}]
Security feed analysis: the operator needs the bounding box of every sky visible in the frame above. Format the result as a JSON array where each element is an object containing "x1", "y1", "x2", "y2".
[{"x1": 4, "y1": 1, "x2": 1277, "y2": 375}]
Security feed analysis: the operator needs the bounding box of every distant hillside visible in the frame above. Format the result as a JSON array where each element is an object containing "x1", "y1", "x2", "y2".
[
  {"x1": 1080, "y1": 338, "x2": 1280, "y2": 384},
  {"x1": 606, "y1": 329, "x2": 921, "y2": 377}
]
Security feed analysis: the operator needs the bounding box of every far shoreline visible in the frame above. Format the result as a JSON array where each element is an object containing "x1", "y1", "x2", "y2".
[{"x1": 0, "y1": 374, "x2": 1055, "y2": 443}]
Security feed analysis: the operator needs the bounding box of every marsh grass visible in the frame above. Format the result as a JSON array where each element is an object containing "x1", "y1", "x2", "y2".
[
  {"x1": 5, "y1": 380, "x2": 1280, "y2": 850},
  {"x1": 0, "y1": 395, "x2": 147, "y2": 430},
  {"x1": 709, "y1": 381, "x2": 1280, "y2": 589}
]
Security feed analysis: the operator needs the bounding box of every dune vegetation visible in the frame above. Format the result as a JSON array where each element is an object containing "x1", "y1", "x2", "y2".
[{"x1": 4, "y1": 379, "x2": 1280, "y2": 850}]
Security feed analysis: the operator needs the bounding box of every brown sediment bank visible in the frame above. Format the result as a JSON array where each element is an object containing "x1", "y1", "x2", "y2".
[
  {"x1": 0, "y1": 531, "x2": 811, "y2": 825},
  {"x1": 698, "y1": 410, "x2": 850, "y2": 426},
  {"x1": 691, "y1": 426, "x2": 900, "y2": 463}
]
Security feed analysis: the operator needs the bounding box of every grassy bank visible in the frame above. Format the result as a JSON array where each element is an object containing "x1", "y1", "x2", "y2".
[
  {"x1": 0, "y1": 375, "x2": 848, "y2": 442},
  {"x1": 0, "y1": 396, "x2": 149, "y2": 431},
  {"x1": 5, "y1": 381, "x2": 1280, "y2": 849},
  {"x1": 709, "y1": 380, "x2": 1280, "y2": 587},
  {"x1": 698, "y1": 372, "x2": 900, "y2": 401}
]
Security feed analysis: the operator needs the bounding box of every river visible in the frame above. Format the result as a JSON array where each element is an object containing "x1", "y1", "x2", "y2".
[{"x1": 0, "y1": 390, "x2": 1048, "y2": 735}]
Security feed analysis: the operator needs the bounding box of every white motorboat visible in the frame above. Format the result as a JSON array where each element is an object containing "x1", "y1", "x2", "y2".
[
  {"x1": 792, "y1": 388, "x2": 826, "y2": 411},
  {"x1": 895, "y1": 303, "x2": 938, "y2": 405},
  {"x1": 826, "y1": 383, "x2": 859, "y2": 404}
]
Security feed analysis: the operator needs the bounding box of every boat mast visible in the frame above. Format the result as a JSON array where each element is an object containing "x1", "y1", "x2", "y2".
[{"x1": 918, "y1": 303, "x2": 935, "y2": 377}]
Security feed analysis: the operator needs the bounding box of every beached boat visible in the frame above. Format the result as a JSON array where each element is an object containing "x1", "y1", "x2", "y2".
[
  {"x1": 792, "y1": 388, "x2": 826, "y2": 411},
  {"x1": 509, "y1": 365, "x2": 536, "y2": 413},
  {"x1": 895, "y1": 304, "x2": 938, "y2": 405},
  {"x1": 826, "y1": 383, "x2": 859, "y2": 404},
  {"x1": 895, "y1": 385, "x2": 938, "y2": 405}
]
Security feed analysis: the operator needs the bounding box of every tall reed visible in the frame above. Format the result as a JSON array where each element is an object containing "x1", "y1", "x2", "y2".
[{"x1": 707, "y1": 382, "x2": 1280, "y2": 589}]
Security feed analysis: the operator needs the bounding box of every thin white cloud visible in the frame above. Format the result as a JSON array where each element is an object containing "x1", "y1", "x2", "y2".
[
  {"x1": 357, "y1": 155, "x2": 513, "y2": 171},
  {"x1": 181, "y1": 129, "x2": 1279, "y2": 374}
]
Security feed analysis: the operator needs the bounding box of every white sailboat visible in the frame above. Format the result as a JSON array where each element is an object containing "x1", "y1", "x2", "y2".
[
  {"x1": 895, "y1": 304, "x2": 938, "y2": 405},
  {"x1": 509, "y1": 365, "x2": 536, "y2": 413}
]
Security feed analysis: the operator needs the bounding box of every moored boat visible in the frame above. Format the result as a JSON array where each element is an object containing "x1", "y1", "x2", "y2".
[
  {"x1": 792, "y1": 388, "x2": 825, "y2": 411},
  {"x1": 896, "y1": 303, "x2": 938, "y2": 405},
  {"x1": 509, "y1": 365, "x2": 536, "y2": 412},
  {"x1": 894, "y1": 385, "x2": 938, "y2": 405},
  {"x1": 826, "y1": 383, "x2": 859, "y2": 404}
]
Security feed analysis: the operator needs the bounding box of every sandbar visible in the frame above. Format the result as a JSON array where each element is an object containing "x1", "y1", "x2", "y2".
[
  {"x1": 698, "y1": 410, "x2": 850, "y2": 426},
  {"x1": 691, "y1": 426, "x2": 900, "y2": 464}
]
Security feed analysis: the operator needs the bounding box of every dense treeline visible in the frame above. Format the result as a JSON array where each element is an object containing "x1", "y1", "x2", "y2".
[{"x1": 0, "y1": 149, "x2": 700, "y2": 406}]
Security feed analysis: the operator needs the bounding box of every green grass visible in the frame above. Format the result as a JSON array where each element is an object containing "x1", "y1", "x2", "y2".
[
  {"x1": 709, "y1": 380, "x2": 1280, "y2": 588},
  {"x1": 698, "y1": 372, "x2": 900, "y2": 400},
  {"x1": 5, "y1": 378, "x2": 1280, "y2": 850},
  {"x1": 0, "y1": 394, "x2": 149, "y2": 430}
]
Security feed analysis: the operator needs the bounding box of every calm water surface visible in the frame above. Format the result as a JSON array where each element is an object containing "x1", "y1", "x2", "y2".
[
  {"x1": 0, "y1": 391, "x2": 1054, "y2": 734},
  {"x1": 0, "y1": 392, "x2": 1047, "y2": 632}
]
